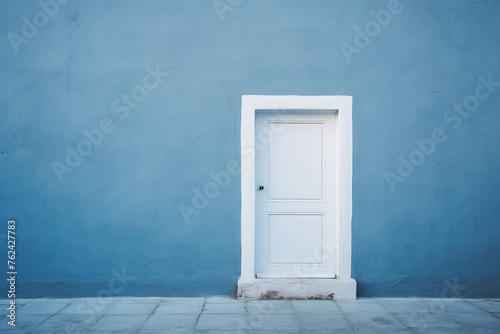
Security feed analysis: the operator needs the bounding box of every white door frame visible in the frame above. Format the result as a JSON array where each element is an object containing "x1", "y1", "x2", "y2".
[{"x1": 240, "y1": 95, "x2": 353, "y2": 287}]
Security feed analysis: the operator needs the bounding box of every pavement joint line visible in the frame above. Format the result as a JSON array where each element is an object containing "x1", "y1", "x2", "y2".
[{"x1": 193, "y1": 297, "x2": 206, "y2": 328}]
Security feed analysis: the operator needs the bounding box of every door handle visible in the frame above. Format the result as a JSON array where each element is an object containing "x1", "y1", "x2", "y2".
[{"x1": 258, "y1": 185, "x2": 264, "y2": 191}]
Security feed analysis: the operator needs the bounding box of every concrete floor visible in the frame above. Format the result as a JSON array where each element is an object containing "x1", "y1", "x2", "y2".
[{"x1": 0, "y1": 297, "x2": 499, "y2": 333}]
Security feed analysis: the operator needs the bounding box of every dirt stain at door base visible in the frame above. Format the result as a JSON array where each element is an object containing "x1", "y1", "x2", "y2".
[{"x1": 259, "y1": 290, "x2": 335, "y2": 300}]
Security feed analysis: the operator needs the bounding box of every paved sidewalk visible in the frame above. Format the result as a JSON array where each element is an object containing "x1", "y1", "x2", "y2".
[{"x1": 0, "y1": 297, "x2": 499, "y2": 333}]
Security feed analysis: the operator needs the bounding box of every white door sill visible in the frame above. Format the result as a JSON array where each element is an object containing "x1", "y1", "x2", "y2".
[
  {"x1": 256, "y1": 274, "x2": 337, "y2": 279},
  {"x1": 237, "y1": 277, "x2": 356, "y2": 301}
]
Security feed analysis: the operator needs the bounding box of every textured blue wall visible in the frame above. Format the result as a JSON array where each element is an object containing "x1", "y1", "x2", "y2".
[{"x1": 0, "y1": 0, "x2": 499, "y2": 298}]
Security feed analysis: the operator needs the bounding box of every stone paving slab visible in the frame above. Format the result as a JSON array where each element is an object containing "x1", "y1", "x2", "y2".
[{"x1": 0, "y1": 297, "x2": 498, "y2": 333}]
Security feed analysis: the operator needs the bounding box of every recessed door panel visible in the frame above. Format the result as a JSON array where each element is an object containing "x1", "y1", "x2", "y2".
[
  {"x1": 267, "y1": 214, "x2": 324, "y2": 264},
  {"x1": 269, "y1": 123, "x2": 324, "y2": 201}
]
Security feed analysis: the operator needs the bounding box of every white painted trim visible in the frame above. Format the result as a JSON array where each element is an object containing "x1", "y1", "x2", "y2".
[{"x1": 239, "y1": 95, "x2": 354, "y2": 297}]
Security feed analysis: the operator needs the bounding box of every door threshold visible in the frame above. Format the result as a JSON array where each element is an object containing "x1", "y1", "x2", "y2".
[
  {"x1": 256, "y1": 274, "x2": 338, "y2": 279},
  {"x1": 237, "y1": 277, "x2": 356, "y2": 301}
]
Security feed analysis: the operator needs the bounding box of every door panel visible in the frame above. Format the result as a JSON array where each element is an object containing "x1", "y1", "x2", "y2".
[
  {"x1": 267, "y1": 214, "x2": 324, "y2": 264},
  {"x1": 255, "y1": 113, "x2": 337, "y2": 278},
  {"x1": 269, "y1": 123, "x2": 324, "y2": 200}
]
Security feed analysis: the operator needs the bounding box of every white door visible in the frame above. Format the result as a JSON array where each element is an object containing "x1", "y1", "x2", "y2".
[{"x1": 255, "y1": 112, "x2": 337, "y2": 278}]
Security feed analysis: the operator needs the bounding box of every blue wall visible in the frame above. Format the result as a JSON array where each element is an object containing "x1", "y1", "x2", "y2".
[{"x1": 0, "y1": 0, "x2": 499, "y2": 298}]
